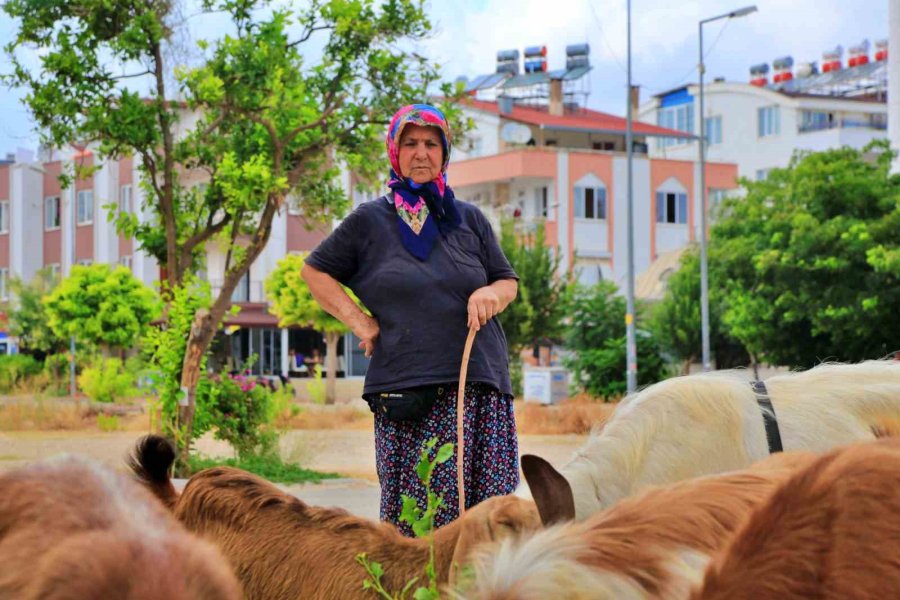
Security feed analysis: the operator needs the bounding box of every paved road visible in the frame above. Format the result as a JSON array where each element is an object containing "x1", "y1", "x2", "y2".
[{"x1": 0, "y1": 429, "x2": 587, "y2": 521}]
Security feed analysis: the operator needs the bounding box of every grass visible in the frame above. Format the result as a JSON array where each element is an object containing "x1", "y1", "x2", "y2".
[
  {"x1": 515, "y1": 394, "x2": 618, "y2": 435},
  {"x1": 187, "y1": 452, "x2": 342, "y2": 484},
  {"x1": 0, "y1": 398, "x2": 148, "y2": 432}
]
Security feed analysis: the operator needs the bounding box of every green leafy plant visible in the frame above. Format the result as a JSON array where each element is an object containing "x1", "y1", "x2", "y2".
[
  {"x1": 43, "y1": 264, "x2": 159, "y2": 357},
  {"x1": 78, "y1": 358, "x2": 137, "y2": 403},
  {"x1": 97, "y1": 413, "x2": 121, "y2": 432},
  {"x1": 187, "y1": 453, "x2": 339, "y2": 483},
  {"x1": 6, "y1": 267, "x2": 67, "y2": 356},
  {"x1": 306, "y1": 365, "x2": 327, "y2": 405},
  {"x1": 0, "y1": 354, "x2": 42, "y2": 394},
  {"x1": 207, "y1": 367, "x2": 279, "y2": 460},
  {"x1": 357, "y1": 437, "x2": 454, "y2": 600},
  {"x1": 564, "y1": 282, "x2": 668, "y2": 400}
]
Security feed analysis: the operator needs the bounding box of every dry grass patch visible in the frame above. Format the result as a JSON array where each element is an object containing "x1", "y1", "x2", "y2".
[
  {"x1": 515, "y1": 394, "x2": 618, "y2": 435},
  {"x1": 0, "y1": 399, "x2": 148, "y2": 432},
  {"x1": 277, "y1": 403, "x2": 372, "y2": 430}
]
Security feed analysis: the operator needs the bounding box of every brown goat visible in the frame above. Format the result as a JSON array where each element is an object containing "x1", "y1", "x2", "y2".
[
  {"x1": 130, "y1": 435, "x2": 545, "y2": 600},
  {"x1": 0, "y1": 454, "x2": 242, "y2": 600},
  {"x1": 454, "y1": 451, "x2": 817, "y2": 600},
  {"x1": 692, "y1": 438, "x2": 900, "y2": 600}
]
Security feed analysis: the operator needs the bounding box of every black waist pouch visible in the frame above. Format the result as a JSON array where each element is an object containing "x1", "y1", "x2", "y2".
[{"x1": 365, "y1": 384, "x2": 447, "y2": 422}]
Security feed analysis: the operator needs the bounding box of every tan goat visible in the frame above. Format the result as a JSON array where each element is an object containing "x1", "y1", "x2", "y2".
[
  {"x1": 692, "y1": 437, "x2": 900, "y2": 599},
  {"x1": 453, "y1": 451, "x2": 816, "y2": 600},
  {"x1": 130, "y1": 434, "x2": 547, "y2": 599},
  {"x1": 0, "y1": 454, "x2": 242, "y2": 600}
]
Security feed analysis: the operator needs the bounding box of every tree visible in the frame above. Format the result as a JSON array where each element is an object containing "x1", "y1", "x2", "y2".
[
  {"x1": 712, "y1": 141, "x2": 899, "y2": 367},
  {"x1": 265, "y1": 253, "x2": 366, "y2": 404},
  {"x1": 564, "y1": 282, "x2": 668, "y2": 399},
  {"x1": 649, "y1": 247, "x2": 749, "y2": 374},
  {"x1": 5, "y1": 267, "x2": 67, "y2": 358},
  {"x1": 43, "y1": 264, "x2": 159, "y2": 357},
  {"x1": 4, "y1": 0, "x2": 465, "y2": 461},
  {"x1": 496, "y1": 219, "x2": 572, "y2": 369}
]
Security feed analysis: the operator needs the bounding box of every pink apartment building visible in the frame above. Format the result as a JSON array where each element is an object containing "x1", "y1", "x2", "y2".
[{"x1": 447, "y1": 97, "x2": 738, "y2": 294}]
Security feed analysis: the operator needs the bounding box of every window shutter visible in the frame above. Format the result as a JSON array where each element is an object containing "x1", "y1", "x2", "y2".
[
  {"x1": 574, "y1": 187, "x2": 584, "y2": 218},
  {"x1": 656, "y1": 192, "x2": 665, "y2": 223},
  {"x1": 598, "y1": 187, "x2": 607, "y2": 219},
  {"x1": 677, "y1": 193, "x2": 688, "y2": 224}
]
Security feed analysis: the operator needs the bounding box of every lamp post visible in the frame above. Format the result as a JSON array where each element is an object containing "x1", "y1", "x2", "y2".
[
  {"x1": 698, "y1": 5, "x2": 756, "y2": 372},
  {"x1": 624, "y1": 0, "x2": 637, "y2": 393}
]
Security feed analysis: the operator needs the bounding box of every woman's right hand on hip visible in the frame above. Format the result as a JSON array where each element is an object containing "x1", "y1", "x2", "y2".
[{"x1": 356, "y1": 315, "x2": 380, "y2": 359}]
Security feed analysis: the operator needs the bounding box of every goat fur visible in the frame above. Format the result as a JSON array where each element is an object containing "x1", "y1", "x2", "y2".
[
  {"x1": 691, "y1": 438, "x2": 900, "y2": 599},
  {"x1": 454, "y1": 451, "x2": 816, "y2": 600},
  {"x1": 0, "y1": 454, "x2": 241, "y2": 600},
  {"x1": 130, "y1": 434, "x2": 542, "y2": 600}
]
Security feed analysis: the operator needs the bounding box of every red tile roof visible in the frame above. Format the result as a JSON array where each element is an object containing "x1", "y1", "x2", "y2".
[{"x1": 463, "y1": 98, "x2": 693, "y2": 138}]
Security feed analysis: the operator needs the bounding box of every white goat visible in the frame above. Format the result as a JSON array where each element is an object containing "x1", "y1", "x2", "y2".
[{"x1": 519, "y1": 360, "x2": 900, "y2": 520}]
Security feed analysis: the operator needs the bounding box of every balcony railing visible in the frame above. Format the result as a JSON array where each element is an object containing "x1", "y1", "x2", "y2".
[{"x1": 798, "y1": 117, "x2": 887, "y2": 134}]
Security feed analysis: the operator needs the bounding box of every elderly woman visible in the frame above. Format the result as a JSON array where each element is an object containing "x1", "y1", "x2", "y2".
[{"x1": 301, "y1": 103, "x2": 519, "y2": 535}]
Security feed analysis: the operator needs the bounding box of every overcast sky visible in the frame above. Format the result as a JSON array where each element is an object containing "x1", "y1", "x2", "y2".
[{"x1": 0, "y1": 0, "x2": 889, "y2": 156}]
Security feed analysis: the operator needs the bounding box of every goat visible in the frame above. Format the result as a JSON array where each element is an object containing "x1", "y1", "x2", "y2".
[
  {"x1": 519, "y1": 360, "x2": 900, "y2": 520},
  {"x1": 0, "y1": 454, "x2": 241, "y2": 600},
  {"x1": 129, "y1": 434, "x2": 546, "y2": 599},
  {"x1": 691, "y1": 438, "x2": 900, "y2": 599},
  {"x1": 453, "y1": 451, "x2": 817, "y2": 600}
]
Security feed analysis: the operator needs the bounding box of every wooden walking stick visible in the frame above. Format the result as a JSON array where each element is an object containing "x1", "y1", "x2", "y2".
[{"x1": 456, "y1": 326, "x2": 477, "y2": 516}]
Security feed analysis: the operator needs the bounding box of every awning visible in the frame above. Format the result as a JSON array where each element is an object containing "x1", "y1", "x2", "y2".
[{"x1": 223, "y1": 303, "x2": 281, "y2": 328}]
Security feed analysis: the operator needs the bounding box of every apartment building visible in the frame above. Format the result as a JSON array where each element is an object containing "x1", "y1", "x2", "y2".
[{"x1": 639, "y1": 40, "x2": 889, "y2": 180}]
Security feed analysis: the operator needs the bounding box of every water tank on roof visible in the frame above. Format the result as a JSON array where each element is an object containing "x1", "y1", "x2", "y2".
[
  {"x1": 566, "y1": 43, "x2": 590, "y2": 70},
  {"x1": 524, "y1": 45, "x2": 547, "y2": 58},
  {"x1": 875, "y1": 39, "x2": 888, "y2": 62},
  {"x1": 496, "y1": 49, "x2": 520, "y2": 75},
  {"x1": 795, "y1": 62, "x2": 818, "y2": 78},
  {"x1": 566, "y1": 43, "x2": 590, "y2": 57}
]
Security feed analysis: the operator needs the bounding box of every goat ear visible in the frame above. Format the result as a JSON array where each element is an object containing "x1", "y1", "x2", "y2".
[{"x1": 521, "y1": 454, "x2": 575, "y2": 525}]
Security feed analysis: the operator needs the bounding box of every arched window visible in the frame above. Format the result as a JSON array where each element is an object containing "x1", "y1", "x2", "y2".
[
  {"x1": 573, "y1": 173, "x2": 608, "y2": 220},
  {"x1": 655, "y1": 178, "x2": 688, "y2": 224}
]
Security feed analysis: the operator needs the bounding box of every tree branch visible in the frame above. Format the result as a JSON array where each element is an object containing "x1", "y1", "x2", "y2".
[{"x1": 287, "y1": 24, "x2": 333, "y2": 48}]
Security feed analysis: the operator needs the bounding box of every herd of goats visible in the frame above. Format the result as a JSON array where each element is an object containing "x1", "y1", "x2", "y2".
[{"x1": 1, "y1": 359, "x2": 899, "y2": 599}]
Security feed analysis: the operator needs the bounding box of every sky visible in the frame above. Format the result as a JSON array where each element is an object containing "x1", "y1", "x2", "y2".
[{"x1": 0, "y1": 0, "x2": 889, "y2": 157}]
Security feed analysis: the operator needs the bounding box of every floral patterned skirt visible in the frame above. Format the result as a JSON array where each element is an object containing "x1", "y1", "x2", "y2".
[{"x1": 373, "y1": 382, "x2": 519, "y2": 537}]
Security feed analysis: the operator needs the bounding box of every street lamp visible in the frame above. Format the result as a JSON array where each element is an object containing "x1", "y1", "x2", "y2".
[
  {"x1": 698, "y1": 5, "x2": 757, "y2": 372},
  {"x1": 625, "y1": 0, "x2": 637, "y2": 393}
]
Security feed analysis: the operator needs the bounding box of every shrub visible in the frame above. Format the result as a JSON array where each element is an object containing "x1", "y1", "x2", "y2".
[
  {"x1": 97, "y1": 413, "x2": 121, "y2": 432},
  {"x1": 78, "y1": 358, "x2": 136, "y2": 403},
  {"x1": 0, "y1": 354, "x2": 42, "y2": 394},
  {"x1": 207, "y1": 373, "x2": 279, "y2": 459},
  {"x1": 306, "y1": 365, "x2": 326, "y2": 404}
]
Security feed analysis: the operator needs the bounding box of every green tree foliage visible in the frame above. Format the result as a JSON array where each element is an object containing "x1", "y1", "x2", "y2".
[
  {"x1": 265, "y1": 252, "x2": 366, "y2": 403},
  {"x1": 564, "y1": 282, "x2": 668, "y2": 399},
  {"x1": 3, "y1": 0, "x2": 466, "y2": 460},
  {"x1": 496, "y1": 219, "x2": 573, "y2": 393},
  {"x1": 649, "y1": 247, "x2": 749, "y2": 374},
  {"x1": 5, "y1": 267, "x2": 67, "y2": 357},
  {"x1": 43, "y1": 264, "x2": 159, "y2": 355},
  {"x1": 497, "y1": 220, "x2": 572, "y2": 352},
  {"x1": 713, "y1": 141, "x2": 899, "y2": 367}
]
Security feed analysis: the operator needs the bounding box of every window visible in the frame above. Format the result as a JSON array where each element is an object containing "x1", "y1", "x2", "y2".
[
  {"x1": 44, "y1": 196, "x2": 61, "y2": 230},
  {"x1": 232, "y1": 272, "x2": 250, "y2": 303},
  {"x1": 119, "y1": 185, "x2": 133, "y2": 214},
  {"x1": 657, "y1": 103, "x2": 694, "y2": 147},
  {"x1": 704, "y1": 116, "x2": 722, "y2": 145},
  {"x1": 468, "y1": 136, "x2": 484, "y2": 156},
  {"x1": 48, "y1": 263, "x2": 61, "y2": 280},
  {"x1": 76, "y1": 190, "x2": 94, "y2": 225},
  {"x1": 77, "y1": 259, "x2": 93, "y2": 266},
  {"x1": 755, "y1": 168, "x2": 771, "y2": 181},
  {"x1": 534, "y1": 186, "x2": 548, "y2": 218},
  {"x1": 758, "y1": 106, "x2": 780, "y2": 137},
  {"x1": 0, "y1": 268, "x2": 7, "y2": 301},
  {"x1": 0, "y1": 201, "x2": 8, "y2": 234},
  {"x1": 574, "y1": 186, "x2": 607, "y2": 220},
  {"x1": 592, "y1": 141, "x2": 615, "y2": 151},
  {"x1": 120, "y1": 255, "x2": 133, "y2": 269},
  {"x1": 656, "y1": 191, "x2": 688, "y2": 224}
]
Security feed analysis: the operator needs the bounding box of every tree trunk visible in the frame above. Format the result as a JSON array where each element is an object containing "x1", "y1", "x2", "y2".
[
  {"x1": 751, "y1": 354, "x2": 760, "y2": 380},
  {"x1": 324, "y1": 331, "x2": 340, "y2": 405},
  {"x1": 172, "y1": 196, "x2": 280, "y2": 471}
]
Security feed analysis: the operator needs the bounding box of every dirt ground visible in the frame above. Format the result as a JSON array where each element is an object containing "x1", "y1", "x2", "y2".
[{"x1": 0, "y1": 428, "x2": 588, "y2": 521}]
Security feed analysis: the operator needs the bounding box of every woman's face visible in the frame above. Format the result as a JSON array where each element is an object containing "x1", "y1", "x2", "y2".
[{"x1": 398, "y1": 124, "x2": 443, "y2": 184}]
